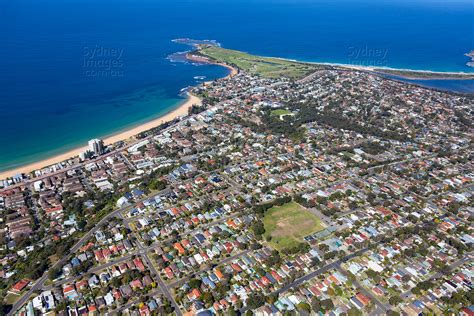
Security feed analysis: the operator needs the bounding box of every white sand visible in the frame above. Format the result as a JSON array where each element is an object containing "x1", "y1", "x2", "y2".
[{"x1": 0, "y1": 94, "x2": 202, "y2": 179}]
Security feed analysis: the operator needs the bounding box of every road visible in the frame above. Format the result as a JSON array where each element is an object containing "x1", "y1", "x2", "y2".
[
  {"x1": 107, "y1": 289, "x2": 161, "y2": 314},
  {"x1": 43, "y1": 253, "x2": 135, "y2": 290},
  {"x1": 167, "y1": 249, "x2": 252, "y2": 289},
  {"x1": 297, "y1": 69, "x2": 328, "y2": 84},
  {"x1": 124, "y1": 198, "x2": 183, "y2": 316},
  {"x1": 336, "y1": 266, "x2": 390, "y2": 315},
  {"x1": 8, "y1": 186, "x2": 172, "y2": 315},
  {"x1": 40, "y1": 211, "x2": 238, "y2": 292},
  {"x1": 140, "y1": 243, "x2": 183, "y2": 316},
  {"x1": 239, "y1": 247, "x2": 371, "y2": 314},
  {"x1": 9, "y1": 205, "x2": 128, "y2": 314},
  {"x1": 400, "y1": 252, "x2": 474, "y2": 300},
  {"x1": 106, "y1": 249, "x2": 253, "y2": 315}
]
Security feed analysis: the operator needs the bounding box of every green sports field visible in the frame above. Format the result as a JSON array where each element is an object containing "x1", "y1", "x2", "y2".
[
  {"x1": 270, "y1": 109, "x2": 293, "y2": 116},
  {"x1": 263, "y1": 202, "x2": 324, "y2": 251}
]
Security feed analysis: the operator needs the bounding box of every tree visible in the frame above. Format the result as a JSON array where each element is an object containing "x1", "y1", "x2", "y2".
[
  {"x1": 251, "y1": 221, "x2": 265, "y2": 236},
  {"x1": 366, "y1": 269, "x2": 381, "y2": 283},
  {"x1": 111, "y1": 277, "x2": 121, "y2": 288},
  {"x1": 189, "y1": 278, "x2": 202, "y2": 289},
  {"x1": 311, "y1": 297, "x2": 321, "y2": 312},
  {"x1": 333, "y1": 285, "x2": 343, "y2": 296},
  {"x1": 324, "y1": 251, "x2": 337, "y2": 260},
  {"x1": 266, "y1": 293, "x2": 278, "y2": 304},
  {"x1": 48, "y1": 267, "x2": 61, "y2": 280},
  {"x1": 321, "y1": 298, "x2": 334, "y2": 311},
  {"x1": 246, "y1": 292, "x2": 266, "y2": 309},
  {"x1": 319, "y1": 243, "x2": 330, "y2": 252},
  {"x1": 389, "y1": 295, "x2": 402, "y2": 306},
  {"x1": 411, "y1": 287, "x2": 421, "y2": 295},
  {"x1": 347, "y1": 307, "x2": 363, "y2": 316},
  {"x1": 255, "y1": 267, "x2": 266, "y2": 277},
  {"x1": 200, "y1": 292, "x2": 214, "y2": 305},
  {"x1": 296, "y1": 302, "x2": 311, "y2": 313},
  {"x1": 264, "y1": 250, "x2": 281, "y2": 267},
  {"x1": 401, "y1": 274, "x2": 411, "y2": 283},
  {"x1": 77, "y1": 219, "x2": 87, "y2": 230}
]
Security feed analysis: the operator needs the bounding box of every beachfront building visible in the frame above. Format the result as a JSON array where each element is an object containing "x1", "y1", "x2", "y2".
[{"x1": 88, "y1": 139, "x2": 105, "y2": 156}]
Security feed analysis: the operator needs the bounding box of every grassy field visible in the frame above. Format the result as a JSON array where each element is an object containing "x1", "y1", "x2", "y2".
[
  {"x1": 263, "y1": 202, "x2": 324, "y2": 251},
  {"x1": 197, "y1": 45, "x2": 322, "y2": 79},
  {"x1": 270, "y1": 109, "x2": 293, "y2": 116},
  {"x1": 4, "y1": 293, "x2": 20, "y2": 305},
  {"x1": 198, "y1": 45, "x2": 474, "y2": 81},
  {"x1": 197, "y1": 44, "x2": 474, "y2": 82},
  {"x1": 49, "y1": 254, "x2": 59, "y2": 265}
]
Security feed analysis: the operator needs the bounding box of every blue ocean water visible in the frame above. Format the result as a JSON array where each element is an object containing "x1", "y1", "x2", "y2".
[
  {"x1": 1, "y1": 0, "x2": 473, "y2": 172},
  {"x1": 383, "y1": 76, "x2": 474, "y2": 94},
  {"x1": 405, "y1": 79, "x2": 474, "y2": 94}
]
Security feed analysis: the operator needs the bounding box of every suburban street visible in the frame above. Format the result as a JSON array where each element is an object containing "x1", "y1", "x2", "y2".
[
  {"x1": 8, "y1": 185, "x2": 173, "y2": 315},
  {"x1": 400, "y1": 252, "x2": 474, "y2": 300}
]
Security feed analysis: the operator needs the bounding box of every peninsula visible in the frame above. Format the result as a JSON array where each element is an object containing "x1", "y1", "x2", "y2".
[{"x1": 193, "y1": 45, "x2": 474, "y2": 80}]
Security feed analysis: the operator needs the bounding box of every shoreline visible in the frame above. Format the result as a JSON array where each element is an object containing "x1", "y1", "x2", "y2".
[
  {"x1": 0, "y1": 55, "x2": 238, "y2": 181},
  {"x1": 272, "y1": 57, "x2": 474, "y2": 80},
  {"x1": 0, "y1": 94, "x2": 202, "y2": 180},
  {"x1": 271, "y1": 57, "x2": 474, "y2": 74},
  {"x1": 186, "y1": 52, "x2": 238, "y2": 78}
]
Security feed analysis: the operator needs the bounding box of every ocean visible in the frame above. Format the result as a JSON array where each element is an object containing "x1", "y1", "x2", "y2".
[{"x1": 1, "y1": 0, "x2": 473, "y2": 172}]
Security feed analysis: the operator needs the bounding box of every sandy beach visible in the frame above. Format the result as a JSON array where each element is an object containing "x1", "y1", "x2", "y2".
[
  {"x1": 0, "y1": 94, "x2": 202, "y2": 180},
  {"x1": 186, "y1": 53, "x2": 239, "y2": 79},
  {"x1": 218, "y1": 62, "x2": 238, "y2": 77}
]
